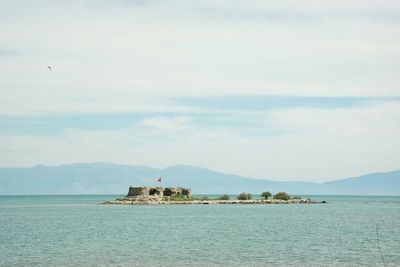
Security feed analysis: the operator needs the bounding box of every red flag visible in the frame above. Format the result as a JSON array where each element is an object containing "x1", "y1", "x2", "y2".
[{"x1": 157, "y1": 177, "x2": 162, "y2": 183}]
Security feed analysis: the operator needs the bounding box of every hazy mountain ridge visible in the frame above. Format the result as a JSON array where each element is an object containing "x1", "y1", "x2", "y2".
[{"x1": 0, "y1": 163, "x2": 399, "y2": 195}]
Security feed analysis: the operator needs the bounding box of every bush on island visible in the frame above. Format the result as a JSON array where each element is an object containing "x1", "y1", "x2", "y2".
[
  {"x1": 274, "y1": 192, "x2": 291, "y2": 200},
  {"x1": 261, "y1": 191, "x2": 272, "y2": 199},
  {"x1": 169, "y1": 195, "x2": 188, "y2": 201},
  {"x1": 238, "y1": 192, "x2": 252, "y2": 200},
  {"x1": 219, "y1": 194, "x2": 230, "y2": 200}
]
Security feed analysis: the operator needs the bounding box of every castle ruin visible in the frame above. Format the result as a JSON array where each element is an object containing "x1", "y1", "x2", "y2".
[{"x1": 127, "y1": 186, "x2": 192, "y2": 198}]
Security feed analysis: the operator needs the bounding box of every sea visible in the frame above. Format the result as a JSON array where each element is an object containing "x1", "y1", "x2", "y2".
[{"x1": 0, "y1": 195, "x2": 399, "y2": 267}]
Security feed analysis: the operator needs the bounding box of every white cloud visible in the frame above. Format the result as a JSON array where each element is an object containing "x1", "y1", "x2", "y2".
[
  {"x1": 0, "y1": 1, "x2": 399, "y2": 180},
  {"x1": 1, "y1": 1, "x2": 400, "y2": 115},
  {"x1": 141, "y1": 116, "x2": 192, "y2": 131}
]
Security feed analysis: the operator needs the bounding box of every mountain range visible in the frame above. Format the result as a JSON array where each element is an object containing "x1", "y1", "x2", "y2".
[{"x1": 0, "y1": 162, "x2": 399, "y2": 195}]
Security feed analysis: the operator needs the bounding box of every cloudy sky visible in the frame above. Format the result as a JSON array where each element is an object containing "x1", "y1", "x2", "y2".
[{"x1": 0, "y1": 0, "x2": 399, "y2": 181}]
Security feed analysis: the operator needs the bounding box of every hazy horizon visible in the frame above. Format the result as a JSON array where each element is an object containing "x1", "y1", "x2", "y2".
[{"x1": 2, "y1": 161, "x2": 400, "y2": 184}]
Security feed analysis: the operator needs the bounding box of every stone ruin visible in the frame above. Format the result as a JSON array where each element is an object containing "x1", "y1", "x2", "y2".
[{"x1": 127, "y1": 186, "x2": 192, "y2": 199}]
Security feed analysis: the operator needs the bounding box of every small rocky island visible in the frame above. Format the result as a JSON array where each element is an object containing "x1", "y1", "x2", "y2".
[{"x1": 103, "y1": 186, "x2": 323, "y2": 205}]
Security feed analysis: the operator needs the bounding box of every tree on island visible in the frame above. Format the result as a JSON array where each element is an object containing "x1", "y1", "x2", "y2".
[
  {"x1": 273, "y1": 192, "x2": 291, "y2": 200},
  {"x1": 238, "y1": 192, "x2": 252, "y2": 200},
  {"x1": 219, "y1": 194, "x2": 230, "y2": 200},
  {"x1": 261, "y1": 191, "x2": 272, "y2": 199}
]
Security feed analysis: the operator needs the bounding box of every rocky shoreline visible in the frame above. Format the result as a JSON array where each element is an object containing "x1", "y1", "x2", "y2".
[
  {"x1": 103, "y1": 197, "x2": 323, "y2": 205},
  {"x1": 102, "y1": 186, "x2": 325, "y2": 205}
]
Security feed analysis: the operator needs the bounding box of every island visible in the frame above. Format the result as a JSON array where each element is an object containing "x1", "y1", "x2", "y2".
[{"x1": 103, "y1": 186, "x2": 324, "y2": 205}]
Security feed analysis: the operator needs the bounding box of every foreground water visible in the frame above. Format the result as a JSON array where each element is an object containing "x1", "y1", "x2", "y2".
[{"x1": 0, "y1": 195, "x2": 399, "y2": 266}]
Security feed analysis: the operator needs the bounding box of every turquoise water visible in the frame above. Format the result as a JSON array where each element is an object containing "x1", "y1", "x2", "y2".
[{"x1": 0, "y1": 195, "x2": 399, "y2": 266}]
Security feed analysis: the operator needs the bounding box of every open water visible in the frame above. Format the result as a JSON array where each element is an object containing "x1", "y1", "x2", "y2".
[{"x1": 0, "y1": 195, "x2": 399, "y2": 266}]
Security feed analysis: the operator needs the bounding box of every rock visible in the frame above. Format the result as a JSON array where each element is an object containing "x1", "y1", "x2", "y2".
[{"x1": 128, "y1": 186, "x2": 151, "y2": 197}]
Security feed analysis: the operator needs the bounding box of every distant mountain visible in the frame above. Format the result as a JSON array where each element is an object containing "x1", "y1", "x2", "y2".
[{"x1": 0, "y1": 162, "x2": 399, "y2": 195}]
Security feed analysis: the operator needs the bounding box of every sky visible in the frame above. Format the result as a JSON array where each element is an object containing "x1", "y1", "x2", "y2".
[{"x1": 0, "y1": 0, "x2": 399, "y2": 181}]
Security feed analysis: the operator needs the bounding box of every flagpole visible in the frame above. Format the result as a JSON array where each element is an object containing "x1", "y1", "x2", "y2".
[
  {"x1": 156, "y1": 177, "x2": 162, "y2": 198},
  {"x1": 156, "y1": 176, "x2": 162, "y2": 188}
]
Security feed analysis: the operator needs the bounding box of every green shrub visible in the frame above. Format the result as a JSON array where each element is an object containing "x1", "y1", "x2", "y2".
[
  {"x1": 274, "y1": 192, "x2": 291, "y2": 200},
  {"x1": 168, "y1": 195, "x2": 188, "y2": 201},
  {"x1": 237, "y1": 192, "x2": 252, "y2": 200},
  {"x1": 261, "y1": 191, "x2": 272, "y2": 199},
  {"x1": 219, "y1": 194, "x2": 230, "y2": 200}
]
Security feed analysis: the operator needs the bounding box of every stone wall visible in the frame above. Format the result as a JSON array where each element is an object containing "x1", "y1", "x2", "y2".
[
  {"x1": 128, "y1": 186, "x2": 151, "y2": 196},
  {"x1": 164, "y1": 187, "x2": 191, "y2": 196},
  {"x1": 127, "y1": 186, "x2": 191, "y2": 197}
]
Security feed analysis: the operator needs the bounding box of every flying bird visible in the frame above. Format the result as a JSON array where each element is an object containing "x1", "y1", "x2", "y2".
[{"x1": 47, "y1": 66, "x2": 52, "y2": 70}]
